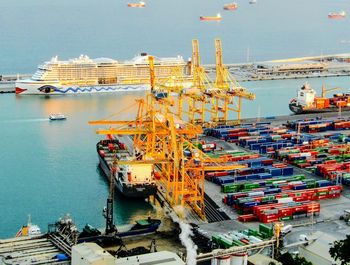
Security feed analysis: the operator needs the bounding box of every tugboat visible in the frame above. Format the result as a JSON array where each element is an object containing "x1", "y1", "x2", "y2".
[
  {"x1": 289, "y1": 83, "x2": 350, "y2": 114},
  {"x1": 97, "y1": 137, "x2": 157, "y2": 198}
]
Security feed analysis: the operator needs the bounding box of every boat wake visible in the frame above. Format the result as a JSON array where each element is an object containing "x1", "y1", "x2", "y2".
[{"x1": 0, "y1": 118, "x2": 49, "y2": 123}]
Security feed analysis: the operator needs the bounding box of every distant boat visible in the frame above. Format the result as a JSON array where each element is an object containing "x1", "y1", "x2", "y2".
[
  {"x1": 200, "y1": 13, "x2": 222, "y2": 21},
  {"x1": 15, "y1": 215, "x2": 41, "y2": 237},
  {"x1": 223, "y1": 3, "x2": 238, "y2": 10},
  {"x1": 249, "y1": 0, "x2": 257, "y2": 4},
  {"x1": 49, "y1": 113, "x2": 67, "y2": 120},
  {"x1": 127, "y1": 1, "x2": 145, "y2": 8},
  {"x1": 328, "y1": 11, "x2": 346, "y2": 19}
]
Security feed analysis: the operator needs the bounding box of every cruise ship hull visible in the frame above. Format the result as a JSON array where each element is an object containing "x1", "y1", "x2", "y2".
[
  {"x1": 15, "y1": 82, "x2": 150, "y2": 95},
  {"x1": 97, "y1": 141, "x2": 157, "y2": 198}
]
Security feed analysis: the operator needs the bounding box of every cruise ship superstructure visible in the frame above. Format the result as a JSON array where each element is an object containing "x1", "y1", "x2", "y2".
[{"x1": 15, "y1": 53, "x2": 191, "y2": 95}]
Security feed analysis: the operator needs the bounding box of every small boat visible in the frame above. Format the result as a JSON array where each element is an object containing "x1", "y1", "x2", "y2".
[
  {"x1": 249, "y1": 0, "x2": 257, "y2": 4},
  {"x1": 49, "y1": 113, "x2": 67, "y2": 120},
  {"x1": 127, "y1": 1, "x2": 145, "y2": 8},
  {"x1": 77, "y1": 218, "x2": 161, "y2": 243},
  {"x1": 200, "y1": 13, "x2": 222, "y2": 21},
  {"x1": 328, "y1": 11, "x2": 346, "y2": 19},
  {"x1": 16, "y1": 215, "x2": 41, "y2": 237},
  {"x1": 223, "y1": 3, "x2": 238, "y2": 10}
]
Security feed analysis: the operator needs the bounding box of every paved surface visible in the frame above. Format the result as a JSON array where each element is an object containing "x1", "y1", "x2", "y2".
[{"x1": 199, "y1": 113, "x2": 350, "y2": 248}]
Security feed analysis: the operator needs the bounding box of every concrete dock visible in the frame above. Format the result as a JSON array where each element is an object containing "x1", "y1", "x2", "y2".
[{"x1": 0, "y1": 235, "x2": 70, "y2": 264}]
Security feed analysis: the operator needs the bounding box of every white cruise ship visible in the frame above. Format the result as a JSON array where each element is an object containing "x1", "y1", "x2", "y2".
[{"x1": 15, "y1": 53, "x2": 192, "y2": 95}]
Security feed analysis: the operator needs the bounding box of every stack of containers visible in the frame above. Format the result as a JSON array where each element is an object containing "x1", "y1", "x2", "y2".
[
  {"x1": 224, "y1": 180, "x2": 342, "y2": 223},
  {"x1": 252, "y1": 201, "x2": 320, "y2": 223},
  {"x1": 211, "y1": 224, "x2": 273, "y2": 249},
  {"x1": 285, "y1": 118, "x2": 350, "y2": 133}
]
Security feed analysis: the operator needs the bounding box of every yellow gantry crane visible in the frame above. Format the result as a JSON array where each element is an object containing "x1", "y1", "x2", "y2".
[
  {"x1": 89, "y1": 42, "x2": 253, "y2": 220},
  {"x1": 179, "y1": 39, "x2": 210, "y2": 125},
  {"x1": 209, "y1": 39, "x2": 255, "y2": 124},
  {"x1": 89, "y1": 56, "x2": 208, "y2": 219},
  {"x1": 165, "y1": 39, "x2": 255, "y2": 126}
]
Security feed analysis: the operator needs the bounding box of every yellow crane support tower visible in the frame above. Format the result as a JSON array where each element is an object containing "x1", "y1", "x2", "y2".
[
  {"x1": 180, "y1": 39, "x2": 216, "y2": 125},
  {"x1": 181, "y1": 39, "x2": 206, "y2": 124},
  {"x1": 208, "y1": 39, "x2": 255, "y2": 125}
]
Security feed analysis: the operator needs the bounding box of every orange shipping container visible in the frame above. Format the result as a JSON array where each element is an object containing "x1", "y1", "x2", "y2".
[{"x1": 337, "y1": 101, "x2": 347, "y2": 107}]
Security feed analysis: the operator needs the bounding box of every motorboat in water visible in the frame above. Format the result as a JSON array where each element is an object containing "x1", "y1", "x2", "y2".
[
  {"x1": 49, "y1": 113, "x2": 67, "y2": 120},
  {"x1": 328, "y1": 11, "x2": 346, "y2": 19}
]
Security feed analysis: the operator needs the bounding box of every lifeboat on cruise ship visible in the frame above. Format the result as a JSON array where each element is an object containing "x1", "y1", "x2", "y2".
[
  {"x1": 127, "y1": 1, "x2": 145, "y2": 8},
  {"x1": 328, "y1": 11, "x2": 346, "y2": 19},
  {"x1": 223, "y1": 3, "x2": 238, "y2": 10},
  {"x1": 200, "y1": 13, "x2": 222, "y2": 21}
]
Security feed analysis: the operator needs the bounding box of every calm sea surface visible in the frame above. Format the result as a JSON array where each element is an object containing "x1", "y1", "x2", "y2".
[{"x1": 1, "y1": 0, "x2": 350, "y2": 238}]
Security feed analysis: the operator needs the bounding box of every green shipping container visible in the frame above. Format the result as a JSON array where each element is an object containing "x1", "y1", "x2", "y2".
[
  {"x1": 259, "y1": 224, "x2": 273, "y2": 238},
  {"x1": 218, "y1": 237, "x2": 233, "y2": 248},
  {"x1": 232, "y1": 239, "x2": 246, "y2": 246},
  {"x1": 279, "y1": 216, "x2": 292, "y2": 221},
  {"x1": 212, "y1": 235, "x2": 220, "y2": 244},
  {"x1": 248, "y1": 229, "x2": 258, "y2": 236}
]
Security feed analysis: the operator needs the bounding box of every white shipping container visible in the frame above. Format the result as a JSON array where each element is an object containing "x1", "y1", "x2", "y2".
[
  {"x1": 289, "y1": 181, "x2": 303, "y2": 185},
  {"x1": 278, "y1": 197, "x2": 294, "y2": 204},
  {"x1": 248, "y1": 191, "x2": 264, "y2": 197},
  {"x1": 248, "y1": 236, "x2": 263, "y2": 243},
  {"x1": 272, "y1": 180, "x2": 287, "y2": 184},
  {"x1": 299, "y1": 152, "x2": 312, "y2": 157}
]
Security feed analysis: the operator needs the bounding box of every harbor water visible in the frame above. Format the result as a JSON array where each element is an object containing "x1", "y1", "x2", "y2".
[{"x1": 1, "y1": 0, "x2": 350, "y2": 238}]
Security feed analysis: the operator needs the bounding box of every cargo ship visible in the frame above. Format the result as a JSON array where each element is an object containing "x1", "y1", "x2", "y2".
[
  {"x1": 328, "y1": 11, "x2": 346, "y2": 19},
  {"x1": 97, "y1": 138, "x2": 157, "y2": 198},
  {"x1": 289, "y1": 83, "x2": 350, "y2": 114},
  {"x1": 200, "y1": 13, "x2": 222, "y2": 21},
  {"x1": 223, "y1": 3, "x2": 238, "y2": 10},
  {"x1": 78, "y1": 218, "x2": 161, "y2": 243},
  {"x1": 15, "y1": 53, "x2": 191, "y2": 95},
  {"x1": 127, "y1": 1, "x2": 145, "y2": 8}
]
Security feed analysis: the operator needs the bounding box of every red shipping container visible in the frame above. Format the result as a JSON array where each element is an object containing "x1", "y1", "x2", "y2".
[{"x1": 238, "y1": 214, "x2": 257, "y2": 222}]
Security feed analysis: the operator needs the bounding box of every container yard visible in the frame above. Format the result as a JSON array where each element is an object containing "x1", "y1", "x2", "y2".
[{"x1": 2, "y1": 40, "x2": 350, "y2": 265}]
